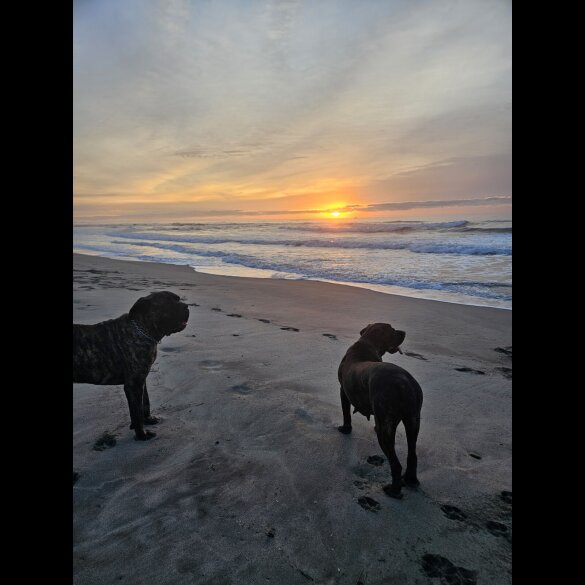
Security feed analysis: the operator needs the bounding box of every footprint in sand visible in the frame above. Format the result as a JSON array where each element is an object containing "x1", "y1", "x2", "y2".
[
  {"x1": 455, "y1": 367, "x2": 485, "y2": 375},
  {"x1": 232, "y1": 334, "x2": 240, "y2": 337},
  {"x1": 353, "y1": 480, "x2": 368, "y2": 490},
  {"x1": 500, "y1": 491, "x2": 512, "y2": 505},
  {"x1": 322, "y1": 333, "x2": 337, "y2": 340},
  {"x1": 494, "y1": 346, "x2": 512, "y2": 358},
  {"x1": 357, "y1": 496, "x2": 381, "y2": 512},
  {"x1": 440, "y1": 504, "x2": 468, "y2": 521},
  {"x1": 469, "y1": 452, "x2": 482, "y2": 460},
  {"x1": 229, "y1": 383, "x2": 253, "y2": 394},
  {"x1": 257, "y1": 318, "x2": 271, "y2": 323},
  {"x1": 199, "y1": 360, "x2": 223, "y2": 371},
  {"x1": 404, "y1": 351, "x2": 428, "y2": 361},
  {"x1": 73, "y1": 472, "x2": 80, "y2": 485},
  {"x1": 281, "y1": 326, "x2": 299, "y2": 332},
  {"x1": 211, "y1": 307, "x2": 222, "y2": 312},
  {"x1": 366, "y1": 455, "x2": 385, "y2": 466},
  {"x1": 295, "y1": 408, "x2": 315, "y2": 423},
  {"x1": 227, "y1": 313, "x2": 242, "y2": 318},
  {"x1": 93, "y1": 432, "x2": 117, "y2": 451},
  {"x1": 497, "y1": 366, "x2": 512, "y2": 379},
  {"x1": 485, "y1": 520, "x2": 509, "y2": 537},
  {"x1": 420, "y1": 554, "x2": 477, "y2": 585}
]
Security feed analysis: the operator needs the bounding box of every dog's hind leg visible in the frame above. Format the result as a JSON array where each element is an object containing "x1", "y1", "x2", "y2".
[
  {"x1": 375, "y1": 416, "x2": 403, "y2": 499},
  {"x1": 337, "y1": 386, "x2": 352, "y2": 434},
  {"x1": 402, "y1": 416, "x2": 420, "y2": 487}
]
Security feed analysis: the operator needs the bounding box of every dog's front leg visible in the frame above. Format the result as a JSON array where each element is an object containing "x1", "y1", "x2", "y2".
[
  {"x1": 142, "y1": 382, "x2": 160, "y2": 425},
  {"x1": 338, "y1": 386, "x2": 352, "y2": 434},
  {"x1": 124, "y1": 376, "x2": 156, "y2": 440}
]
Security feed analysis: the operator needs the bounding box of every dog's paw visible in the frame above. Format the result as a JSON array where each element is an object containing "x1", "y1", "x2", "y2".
[
  {"x1": 402, "y1": 475, "x2": 420, "y2": 487},
  {"x1": 130, "y1": 416, "x2": 160, "y2": 429},
  {"x1": 337, "y1": 425, "x2": 352, "y2": 434},
  {"x1": 135, "y1": 430, "x2": 157, "y2": 441},
  {"x1": 383, "y1": 483, "x2": 404, "y2": 499}
]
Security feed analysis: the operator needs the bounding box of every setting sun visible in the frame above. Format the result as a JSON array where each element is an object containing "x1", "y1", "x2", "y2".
[{"x1": 330, "y1": 211, "x2": 341, "y2": 218}]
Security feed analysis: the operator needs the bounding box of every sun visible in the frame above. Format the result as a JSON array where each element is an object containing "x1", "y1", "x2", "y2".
[{"x1": 330, "y1": 211, "x2": 341, "y2": 218}]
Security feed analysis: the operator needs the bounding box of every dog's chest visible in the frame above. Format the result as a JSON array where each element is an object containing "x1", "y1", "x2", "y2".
[{"x1": 351, "y1": 399, "x2": 373, "y2": 420}]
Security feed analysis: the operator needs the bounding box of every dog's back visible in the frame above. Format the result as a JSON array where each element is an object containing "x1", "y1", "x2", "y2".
[
  {"x1": 340, "y1": 356, "x2": 422, "y2": 421},
  {"x1": 73, "y1": 317, "x2": 127, "y2": 385}
]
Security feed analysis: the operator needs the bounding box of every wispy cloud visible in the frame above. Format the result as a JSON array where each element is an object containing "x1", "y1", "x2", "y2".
[
  {"x1": 343, "y1": 196, "x2": 511, "y2": 213},
  {"x1": 198, "y1": 195, "x2": 512, "y2": 217},
  {"x1": 75, "y1": 195, "x2": 511, "y2": 223},
  {"x1": 74, "y1": 0, "x2": 511, "y2": 221}
]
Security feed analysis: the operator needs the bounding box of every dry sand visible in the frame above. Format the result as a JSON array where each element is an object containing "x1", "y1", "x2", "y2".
[{"x1": 73, "y1": 253, "x2": 512, "y2": 585}]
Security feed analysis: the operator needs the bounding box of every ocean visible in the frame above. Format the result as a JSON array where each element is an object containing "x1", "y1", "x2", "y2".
[{"x1": 73, "y1": 219, "x2": 512, "y2": 309}]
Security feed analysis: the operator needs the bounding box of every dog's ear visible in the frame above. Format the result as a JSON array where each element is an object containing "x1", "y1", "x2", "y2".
[
  {"x1": 129, "y1": 297, "x2": 152, "y2": 319},
  {"x1": 360, "y1": 324, "x2": 373, "y2": 336}
]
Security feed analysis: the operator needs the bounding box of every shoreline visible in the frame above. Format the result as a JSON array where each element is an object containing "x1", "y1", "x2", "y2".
[
  {"x1": 74, "y1": 252, "x2": 511, "y2": 585},
  {"x1": 73, "y1": 249, "x2": 512, "y2": 310}
]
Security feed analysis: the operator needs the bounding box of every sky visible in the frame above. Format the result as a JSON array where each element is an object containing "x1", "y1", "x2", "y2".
[{"x1": 73, "y1": 0, "x2": 511, "y2": 223}]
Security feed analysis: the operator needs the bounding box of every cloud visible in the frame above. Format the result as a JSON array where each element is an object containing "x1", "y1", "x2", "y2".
[
  {"x1": 75, "y1": 195, "x2": 511, "y2": 222},
  {"x1": 345, "y1": 196, "x2": 511, "y2": 213},
  {"x1": 191, "y1": 196, "x2": 513, "y2": 216},
  {"x1": 74, "y1": 0, "x2": 511, "y2": 219}
]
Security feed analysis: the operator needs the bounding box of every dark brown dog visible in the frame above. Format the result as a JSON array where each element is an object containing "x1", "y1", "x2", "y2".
[
  {"x1": 337, "y1": 323, "x2": 422, "y2": 498},
  {"x1": 73, "y1": 291, "x2": 189, "y2": 440}
]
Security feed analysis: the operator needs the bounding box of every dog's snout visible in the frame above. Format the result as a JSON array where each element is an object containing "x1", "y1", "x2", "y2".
[{"x1": 397, "y1": 330, "x2": 406, "y2": 343}]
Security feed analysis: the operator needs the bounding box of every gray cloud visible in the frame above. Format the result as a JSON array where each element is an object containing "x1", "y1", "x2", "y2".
[
  {"x1": 347, "y1": 196, "x2": 511, "y2": 213},
  {"x1": 75, "y1": 195, "x2": 511, "y2": 222},
  {"x1": 186, "y1": 196, "x2": 512, "y2": 217}
]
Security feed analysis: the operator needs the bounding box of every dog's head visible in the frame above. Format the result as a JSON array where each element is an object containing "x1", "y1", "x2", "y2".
[
  {"x1": 359, "y1": 323, "x2": 405, "y2": 355},
  {"x1": 129, "y1": 291, "x2": 190, "y2": 340}
]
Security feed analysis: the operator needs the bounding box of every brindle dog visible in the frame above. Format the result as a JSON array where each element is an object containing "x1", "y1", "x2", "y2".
[
  {"x1": 338, "y1": 323, "x2": 423, "y2": 498},
  {"x1": 73, "y1": 291, "x2": 189, "y2": 440}
]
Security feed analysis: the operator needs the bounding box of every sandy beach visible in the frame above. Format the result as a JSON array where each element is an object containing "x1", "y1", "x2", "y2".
[{"x1": 73, "y1": 252, "x2": 512, "y2": 585}]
